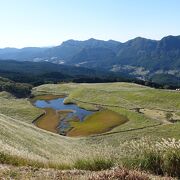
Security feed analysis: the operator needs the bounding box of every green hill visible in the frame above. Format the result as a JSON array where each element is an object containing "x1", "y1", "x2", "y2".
[{"x1": 0, "y1": 82, "x2": 180, "y2": 178}]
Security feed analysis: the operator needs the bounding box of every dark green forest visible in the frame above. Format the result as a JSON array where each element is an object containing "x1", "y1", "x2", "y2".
[{"x1": 0, "y1": 60, "x2": 178, "y2": 98}]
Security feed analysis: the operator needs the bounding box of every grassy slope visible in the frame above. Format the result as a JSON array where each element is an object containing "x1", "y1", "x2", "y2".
[
  {"x1": 34, "y1": 82, "x2": 180, "y2": 111},
  {"x1": 0, "y1": 92, "x2": 43, "y2": 123},
  {"x1": 0, "y1": 83, "x2": 179, "y2": 169},
  {"x1": 33, "y1": 83, "x2": 180, "y2": 141}
]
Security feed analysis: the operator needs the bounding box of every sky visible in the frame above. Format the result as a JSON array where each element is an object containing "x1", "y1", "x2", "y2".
[{"x1": 0, "y1": 0, "x2": 180, "y2": 48}]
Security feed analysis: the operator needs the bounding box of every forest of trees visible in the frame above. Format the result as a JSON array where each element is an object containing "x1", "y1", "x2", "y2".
[
  {"x1": 0, "y1": 77, "x2": 32, "y2": 98},
  {"x1": 0, "y1": 60, "x2": 179, "y2": 98}
]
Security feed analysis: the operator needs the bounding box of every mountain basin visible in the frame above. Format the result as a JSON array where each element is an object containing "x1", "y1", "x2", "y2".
[
  {"x1": 33, "y1": 95, "x2": 128, "y2": 137},
  {"x1": 33, "y1": 96, "x2": 93, "y2": 135}
]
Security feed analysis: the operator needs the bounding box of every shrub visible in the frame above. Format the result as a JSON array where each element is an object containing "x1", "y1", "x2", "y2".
[
  {"x1": 123, "y1": 138, "x2": 180, "y2": 178},
  {"x1": 0, "y1": 152, "x2": 44, "y2": 167},
  {"x1": 0, "y1": 152, "x2": 72, "y2": 170},
  {"x1": 74, "y1": 158, "x2": 114, "y2": 171}
]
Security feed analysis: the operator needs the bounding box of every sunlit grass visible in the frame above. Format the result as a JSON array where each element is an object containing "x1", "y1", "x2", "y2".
[
  {"x1": 122, "y1": 138, "x2": 180, "y2": 177},
  {"x1": 0, "y1": 82, "x2": 179, "y2": 178},
  {"x1": 0, "y1": 92, "x2": 43, "y2": 123},
  {"x1": 68, "y1": 110, "x2": 128, "y2": 137},
  {"x1": 35, "y1": 83, "x2": 180, "y2": 111},
  {"x1": 74, "y1": 158, "x2": 115, "y2": 171}
]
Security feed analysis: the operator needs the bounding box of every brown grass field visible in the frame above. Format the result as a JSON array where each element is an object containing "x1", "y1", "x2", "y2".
[
  {"x1": 35, "y1": 108, "x2": 71, "y2": 133},
  {"x1": 67, "y1": 110, "x2": 128, "y2": 137}
]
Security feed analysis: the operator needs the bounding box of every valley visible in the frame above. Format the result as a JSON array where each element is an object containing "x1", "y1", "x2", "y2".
[{"x1": 0, "y1": 82, "x2": 180, "y2": 178}]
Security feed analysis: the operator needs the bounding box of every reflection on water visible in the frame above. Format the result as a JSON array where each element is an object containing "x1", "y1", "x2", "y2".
[
  {"x1": 34, "y1": 98, "x2": 93, "y2": 135},
  {"x1": 34, "y1": 98, "x2": 93, "y2": 121}
]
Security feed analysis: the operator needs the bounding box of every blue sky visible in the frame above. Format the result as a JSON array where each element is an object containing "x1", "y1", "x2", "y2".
[{"x1": 0, "y1": 0, "x2": 180, "y2": 48}]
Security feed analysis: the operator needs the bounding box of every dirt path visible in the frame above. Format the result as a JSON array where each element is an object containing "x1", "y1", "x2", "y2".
[
  {"x1": 91, "y1": 123, "x2": 162, "y2": 137},
  {"x1": 71, "y1": 98, "x2": 180, "y2": 112}
]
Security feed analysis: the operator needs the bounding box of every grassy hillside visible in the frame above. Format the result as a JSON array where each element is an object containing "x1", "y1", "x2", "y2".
[
  {"x1": 34, "y1": 83, "x2": 180, "y2": 123},
  {"x1": 0, "y1": 92, "x2": 42, "y2": 123},
  {"x1": 33, "y1": 82, "x2": 180, "y2": 110},
  {"x1": 0, "y1": 82, "x2": 180, "y2": 178}
]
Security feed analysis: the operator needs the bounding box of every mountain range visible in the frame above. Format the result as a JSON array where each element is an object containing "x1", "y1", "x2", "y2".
[{"x1": 0, "y1": 35, "x2": 179, "y2": 86}]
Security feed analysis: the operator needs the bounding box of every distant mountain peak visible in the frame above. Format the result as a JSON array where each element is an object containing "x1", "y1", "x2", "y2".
[
  {"x1": 87, "y1": 38, "x2": 98, "y2": 41},
  {"x1": 160, "y1": 35, "x2": 180, "y2": 40},
  {"x1": 0, "y1": 35, "x2": 179, "y2": 85},
  {"x1": 158, "y1": 35, "x2": 180, "y2": 50},
  {"x1": 61, "y1": 39, "x2": 82, "y2": 47},
  {"x1": 127, "y1": 36, "x2": 156, "y2": 43}
]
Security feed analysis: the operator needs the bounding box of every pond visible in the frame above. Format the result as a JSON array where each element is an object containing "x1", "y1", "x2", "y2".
[
  {"x1": 34, "y1": 97, "x2": 93, "y2": 121},
  {"x1": 34, "y1": 97, "x2": 93, "y2": 135},
  {"x1": 33, "y1": 95, "x2": 128, "y2": 137}
]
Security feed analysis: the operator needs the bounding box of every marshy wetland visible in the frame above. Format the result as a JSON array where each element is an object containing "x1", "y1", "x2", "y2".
[{"x1": 33, "y1": 95, "x2": 128, "y2": 136}]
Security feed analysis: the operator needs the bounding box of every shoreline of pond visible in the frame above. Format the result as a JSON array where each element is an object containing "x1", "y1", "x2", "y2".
[
  {"x1": 32, "y1": 95, "x2": 94, "y2": 135},
  {"x1": 32, "y1": 94, "x2": 129, "y2": 137}
]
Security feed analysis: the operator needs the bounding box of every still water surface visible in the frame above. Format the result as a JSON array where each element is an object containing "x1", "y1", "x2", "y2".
[{"x1": 34, "y1": 97, "x2": 93, "y2": 121}]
